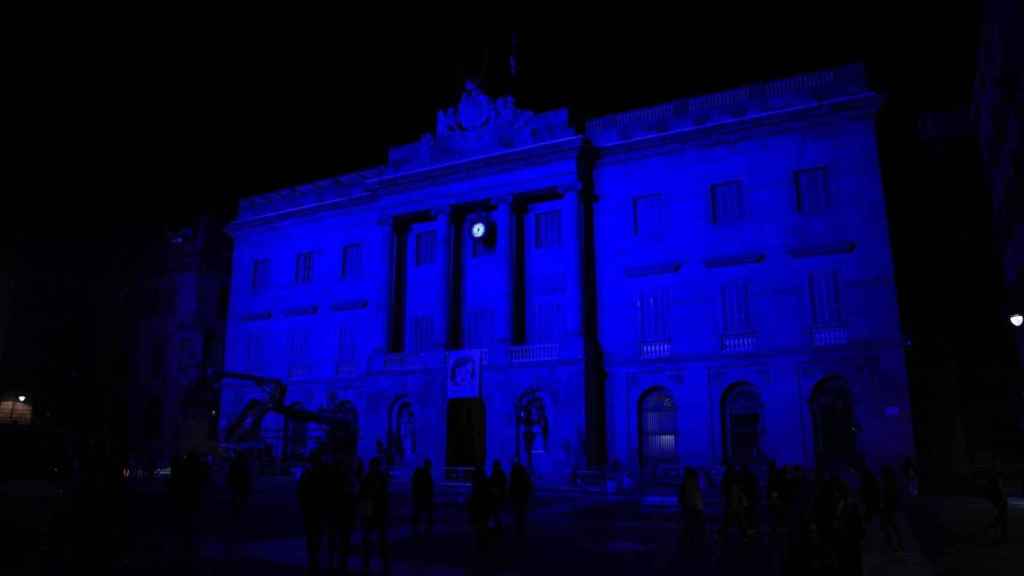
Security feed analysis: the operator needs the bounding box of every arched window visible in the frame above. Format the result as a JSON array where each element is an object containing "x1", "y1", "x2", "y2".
[
  {"x1": 811, "y1": 376, "x2": 856, "y2": 469},
  {"x1": 639, "y1": 388, "x2": 677, "y2": 466},
  {"x1": 722, "y1": 383, "x2": 764, "y2": 465},
  {"x1": 389, "y1": 399, "x2": 415, "y2": 464},
  {"x1": 516, "y1": 391, "x2": 548, "y2": 470}
]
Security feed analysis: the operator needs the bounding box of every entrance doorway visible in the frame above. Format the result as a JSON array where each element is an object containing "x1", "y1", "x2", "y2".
[{"x1": 446, "y1": 398, "x2": 485, "y2": 467}]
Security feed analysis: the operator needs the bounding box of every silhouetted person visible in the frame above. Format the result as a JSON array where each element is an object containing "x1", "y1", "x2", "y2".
[
  {"x1": 678, "y1": 467, "x2": 705, "y2": 551},
  {"x1": 226, "y1": 452, "x2": 252, "y2": 559},
  {"x1": 489, "y1": 460, "x2": 507, "y2": 533},
  {"x1": 720, "y1": 465, "x2": 746, "y2": 539},
  {"x1": 766, "y1": 461, "x2": 784, "y2": 533},
  {"x1": 902, "y1": 456, "x2": 919, "y2": 497},
  {"x1": 879, "y1": 465, "x2": 904, "y2": 552},
  {"x1": 509, "y1": 461, "x2": 532, "y2": 539},
  {"x1": 298, "y1": 453, "x2": 328, "y2": 575},
  {"x1": 835, "y1": 483, "x2": 864, "y2": 576},
  {"x1": 411, "y1": 459, "x2": 434, "y2": 537},
  {"x1": 170, "y1": 451, "x2": 205, "y2": 570},
  {"x1": 985, "y1": 471, "x2": 1008, "y2": 544},
  {"x1": 469, "y1": 467, "x2": 491, "y2": 552},
  {"x1": 327, "y1": 456, "x2": 357, "y2": 574},
  {"x1": 359, "y1": 457, "x2": 390, "y2": 574},
  {"x1": 859, "y1": 465, "x2": 880, "y2": 529},
  {"x1": 740, "y1": 464, "x2": 760, "y2": 536}
]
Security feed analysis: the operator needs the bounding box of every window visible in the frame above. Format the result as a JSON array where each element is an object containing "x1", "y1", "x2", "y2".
[
  {"x1": 466, "y1": 308, "x2": 495, "y2": 348},
  {"x1": 633, "y1": 194, "x2": 665, "y2": 239},
  {"x1": 341, "y1": 244, "x2": 362, "y2": 280},
  {"x1": 809, "y1": 270, "x2": 842, "y2": 326},
  {"x1": 722, "y1": 383, "x2": 764, "y2": 465},
  {"x1": 636, "y1": 286, "x2": 672, "y2": 342},
  {"x1": 415, "y1": 231, "x2": 436, "y2": 266},
  {"x1": 294, "y1": 252, "x2": 314, "y2": 284},
  {"x1": 639, "y1": 388, "x2": 677, "y2": 465},
  {"x1": 534, "y1": 210, "x2": 561, "y2": 249},
  {"x1": 251, "y1": 258, "x2": 271, "y2": 291},
  {"x1": 795, "y1": 167, "x2": 830, "y2": 214},
  {"x1": 528, "y1": 301, "x2": 563, "y2": 344},
  {"x1": 336, "y1": 323, "x2": 357, "y2": 374},
  {"x1": 721, "y1": 282, "x2": 753, "y2": 334},
  {"x1": 711, "y1": 181, "x2": 744, "y2": 224},
  {"x1": 287, "y1": 327, "x2": 311, "y2": 378},
  {"x1": 410, "y1": 315, "x2": 434, "y2": 353},
  {"x1": 245, "y1": 333, "x2": 264, "y2": 374}
]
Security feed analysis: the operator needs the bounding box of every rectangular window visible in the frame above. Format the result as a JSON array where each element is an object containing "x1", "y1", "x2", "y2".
[
  {"x1": 251, "y1": 258, "x2": 271, "y2": 291},
  {"x1": 711, "y1": 181, "x2": 744, "y2": 224},
  {"x1": 411, "y1": 315, "x2": 434, "y2": 353},
  {"x1": 721, "y1": 282, "x2": 753, "y2": 334},
  {"x1": 245, "y1": 332, "x2": 264, "y2": 374},
  {"x1": 466, "y1": 308, "x2": 495, "y2": 348},
  {"x1": 294, "y1": 252, "x2": 314, "y2": 284},
  {"x1": 336, "y1": 323, "x2": 357, "y2": 374},
  {"x1": 809, "y1": 270, "x2": 842, "y2": 326},
  {"x1": 287, "y1": 327, "x2": 311, "y2": 378},
  {"x1": 528, "y1": 301, "x2": 563, "y2": 344},
  {"x1": 636, "y1": 286, "x2": 672, "y2": 342},
  {"x1": 534, "y1": 210, "x2": 561, "y2": 249},
  {"x1": 795, "y1": 167, "x2": 830, "y2": 214},
  {"x1": 415, "y1": 230, "x2": 436, "y2": 266},
  {"x1": 341, "y1": 244, "x2": 362, "y2": 280},
  {"x1": 633, "y1": 194, "x2": 665, "y2": 239}
]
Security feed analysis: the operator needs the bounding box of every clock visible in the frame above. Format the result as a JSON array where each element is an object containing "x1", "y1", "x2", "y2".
[{"x1": 471, "y1": 221, "x2": 487, "y2": 239}]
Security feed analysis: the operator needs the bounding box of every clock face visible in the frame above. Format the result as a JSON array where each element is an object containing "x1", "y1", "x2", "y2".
[{"x1": 471, "y1": 222, "x2": 486, "y2": 239}]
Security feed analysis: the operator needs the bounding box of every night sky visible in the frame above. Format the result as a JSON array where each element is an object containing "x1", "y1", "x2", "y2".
[{"x1": 4, "y1": 8, "x2": 1007, "y2": 457}]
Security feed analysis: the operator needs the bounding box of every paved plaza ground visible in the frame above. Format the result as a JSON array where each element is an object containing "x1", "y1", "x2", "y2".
[{"x1": 5, "y1": 476, "x2": 1023, "y2": 574}]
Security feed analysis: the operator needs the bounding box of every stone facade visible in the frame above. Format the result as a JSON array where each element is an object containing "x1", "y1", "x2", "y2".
[{"x1": 221, "y1": 64, "x2": 913, "y2": 484}]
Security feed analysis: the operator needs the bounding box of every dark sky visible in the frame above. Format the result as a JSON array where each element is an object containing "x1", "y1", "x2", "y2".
[{"x1": 5, "y1": 9, "x2": 981, "y2": 230}]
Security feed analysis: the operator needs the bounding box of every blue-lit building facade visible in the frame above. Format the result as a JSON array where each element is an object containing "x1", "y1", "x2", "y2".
[{"x1": 220, "y1": 64, "x2": 913, "y2": 484}]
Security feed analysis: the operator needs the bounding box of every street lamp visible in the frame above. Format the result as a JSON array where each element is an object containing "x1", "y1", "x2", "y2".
[
  {"x1": 1011, "y1": 314, "x2": 1023, "y2": 328},
  {"x1": 17, "y1": 395, "x2": 26, "y2": 403}
]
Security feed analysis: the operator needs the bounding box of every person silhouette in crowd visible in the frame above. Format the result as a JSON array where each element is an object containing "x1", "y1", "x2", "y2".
[
  {"x1": 411, "y1": 459, "x2": 434, "y2": 537},
  {"x1": 469, "y1": 467, "x2": 492, "y2": 552},
  {"x1": 489, "y1": 460, "x2": 507, "y2": 534},
  {"x1": 835, "y1": 482, "x2": 865, "y2": 576},
  {"x1": 720, "y1": 464, "x2": 747, "y2": 540},
  {"x1": 327, "y1": 455, "x2": 357, "y2": 574},
  {"x1": 226, "y1": 452, "x2": 252, "y2": 559},
  {"x1": 359, "y1": 457, "x2": 390, "y2": 575},
  {"x1": 858, "y1": 463, "x2": 880, "y2": 532},
  {"x1": 740, "y1": 464, "x2": 760, "y2": 537},
  {"x1": 902, "y1": 456, "x2": 919, "y2": 498},
  {"x1": 879, "y1": 465, "x2": 904, "y2": 552},
  {"x1": 985, "y1": 468, "x2": 1008, "y2": 545},
  {"x1": 508, "y1": 460, "x2": 532, "y2": 540},
  {"x1": 298, "y1": 451, "x2": 328, "y2": 575},
  {"x1": 678, "y1": 467, "x2": 705, "y2": 552}
]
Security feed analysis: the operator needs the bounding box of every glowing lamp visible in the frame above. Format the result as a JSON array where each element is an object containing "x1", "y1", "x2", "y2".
[
  {"x1": 1011, "y1": 314, "x2": 1023, "y2": 327},
  {"x1": 17, "y1": 395, "x2": 26, "y2": 403}
]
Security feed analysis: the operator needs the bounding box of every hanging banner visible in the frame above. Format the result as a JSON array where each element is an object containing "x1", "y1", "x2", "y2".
[{"x1": 447, "y1": 350, "x2": 481, "y2": 399}]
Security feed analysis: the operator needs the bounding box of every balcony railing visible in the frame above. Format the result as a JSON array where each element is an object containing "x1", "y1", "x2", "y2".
[
  {"x1": 640, "y1": 340, "x2": 672, "y2": 360},
  {"x1": 813, "y1": 326, "x2": 849, "y2": 347},
  {"x1": 721, "y1": 333, "x2": 758, "y2": 353},
  {"x1": 508, "y1": 343, "x2": 560, "y2": 363}
]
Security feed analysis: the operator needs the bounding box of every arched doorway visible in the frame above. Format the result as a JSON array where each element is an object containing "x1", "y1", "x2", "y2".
[
  {"x1": 446, "y1": 398, "x2": 485, "y2": 468},
  {"x1": 516, "y1": 391, "x2": 548, "y2": 472},
  {"x1": 722, "y1": 382, "x2": 765, "y2": 465},
  {"x1": 638, "y1": 387, "x2": 677, "y2": 468},
  {"x1": 388, "y1": 398, "x2": 416, "y2": 466},
  {"x1": 810, "y1": 376, "x2": 857, "y2": 470}
]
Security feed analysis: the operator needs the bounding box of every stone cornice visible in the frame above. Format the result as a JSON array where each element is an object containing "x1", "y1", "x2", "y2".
[
  {"x1": 592, "y1": 92, "x2": 882, "y2": 164},
  {"x1": 624, "y1": 261, "x2": 683, "y2": 278},
  {"x1": 787, "y1": 242, "x2": 857, "y2": 258},
  {"x1": 703, "y1": 253, "x2": 766, "y2": 268},
  {"x1": 366, "y1": 136, "x2": 584, "y2": 194}
]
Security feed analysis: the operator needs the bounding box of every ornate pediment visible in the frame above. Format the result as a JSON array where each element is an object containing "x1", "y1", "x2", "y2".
[{"x1": 387, "y1": 81, "x2": 575, "y2": 174}]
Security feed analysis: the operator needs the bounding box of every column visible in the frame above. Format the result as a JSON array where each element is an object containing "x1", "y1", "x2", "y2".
[
  {"x1": 561, "y1": 182, "x2": 585, "y2": 341},
  {"x1": 377, "y1": 214, "x2": 399, "y2": 354},
  {"x1": 433, "y1": 207, "x2": 452, "y2": 349},
  {"x1": 495, "y1": 196, "x2": 517, "y2": 346}
]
